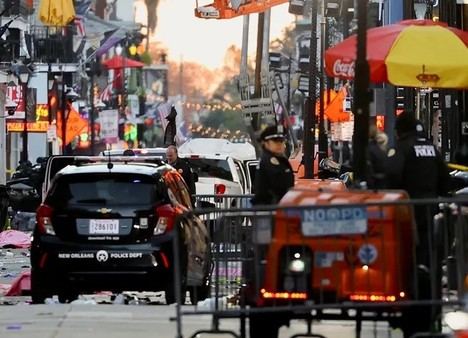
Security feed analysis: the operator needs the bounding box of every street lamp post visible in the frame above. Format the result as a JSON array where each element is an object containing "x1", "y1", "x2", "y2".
[
  {"x1": 303, "y1": 0, "x2": 319, "y2": 179},
  {"x1": 352, "y1": 0, "x2": 370, "y2": 184},
  {"x1": 17, "y1": 71, "x2": 31, "y2": 163},
  {"x1": 318, "y1": 0, "x2": 328, "y2": 169}
]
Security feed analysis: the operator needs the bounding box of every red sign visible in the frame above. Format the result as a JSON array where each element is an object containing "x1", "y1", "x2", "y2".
[{"x1": 6, "y1": 85, "x2": 25, "y2": 119}]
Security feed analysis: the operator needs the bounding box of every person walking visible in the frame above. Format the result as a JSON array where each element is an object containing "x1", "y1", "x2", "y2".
[
  {"x1": 166, "y1": 145, "x2": 196, "y2": 197},
  {"x1": 252, "y1": 125, "x2": 294, "y2": 206}
]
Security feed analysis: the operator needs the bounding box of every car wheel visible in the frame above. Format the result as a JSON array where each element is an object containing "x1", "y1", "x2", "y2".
[{"x1": 30, "y1": 269, "x2": 51, "y2": 304}]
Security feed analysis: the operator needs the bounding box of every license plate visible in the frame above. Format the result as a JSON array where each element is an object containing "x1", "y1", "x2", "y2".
[{"x1": 89, "y1": 219, "x2": 119, "y2": 234}]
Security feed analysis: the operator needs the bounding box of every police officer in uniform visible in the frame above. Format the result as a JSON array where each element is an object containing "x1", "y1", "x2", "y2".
[
  {"x1": 386, "y1": 111, "x2": 450, "y2": 199},
  {"x1": 166, "y1": 145, "x2": 196, "y2": 197},
  {"x1": 386, "y1": 111, "x2": 450, "y2": 336},
  {"x1": 252, "y1": 125, "x2": 294, "y2": 205}
]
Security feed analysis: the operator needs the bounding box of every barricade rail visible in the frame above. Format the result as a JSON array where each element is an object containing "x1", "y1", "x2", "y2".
[{"x1": 173, "y1": 194, "x2": 468, "y2": 338}]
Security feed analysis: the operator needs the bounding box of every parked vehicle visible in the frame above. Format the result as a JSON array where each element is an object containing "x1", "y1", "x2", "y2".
[
  {"x1": 445, "y1": 311, "x2": 468, "y2": 338},
  {"x1": 100, "y1": 147, "x2": 168, "y2": 159},
  {"x1": 178, "y1": 138, "x2": 258, "y2": 201},
  {"x1": 31, "y1": 157, "x2": 211, "y2": 304}
]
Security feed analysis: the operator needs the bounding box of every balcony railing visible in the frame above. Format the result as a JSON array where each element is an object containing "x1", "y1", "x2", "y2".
[
  {"x1": 1, "y1": 0, "x2": 34, "y2": 17},
  {"x1": 30, "y1": 25, "x2": 76, "y2": 63}
]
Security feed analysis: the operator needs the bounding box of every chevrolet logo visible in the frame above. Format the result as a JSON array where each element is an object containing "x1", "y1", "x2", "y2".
[{"x1": 97, "y1": 208, "x2": 112, "y2": 214}]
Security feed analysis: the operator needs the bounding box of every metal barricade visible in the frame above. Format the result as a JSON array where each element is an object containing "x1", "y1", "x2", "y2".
[
  {"x1": 193, "y1": 194, "x2": 254, "y2": 239},
  {"x1": 173, "y1": 193, "x2": 468, "y2": 338}
]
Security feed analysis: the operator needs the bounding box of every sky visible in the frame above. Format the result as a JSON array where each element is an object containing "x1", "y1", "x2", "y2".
[{"x1": 125, "y1": 0, "x2": 296, "y2": 69}]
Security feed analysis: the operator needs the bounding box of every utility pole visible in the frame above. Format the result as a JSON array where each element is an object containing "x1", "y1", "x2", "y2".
[
  {"x1": 303, "y1": 0, "x2": 318, "y2": 178},
  {"x1": 454, "y1": 2, "x2": 468, "y2": 165},
  {"x1": 253, "y1": 13, "x2": 265, "y2": 131},
  {"x1": 21, "y1": 82, "x2": 28, "y2": 162},
  {"x1": 89, "y1": 63, "x2": 96, "y2": 155},
  {"x1": 318, "y1": 1, "x2": 328, "y2": 170},
  {"x1": 353, "y1": 0, "x2": 370, "y2": 184},
  {"x1": 61, "y1": 77, "x2": 67, "y2": 155},
  {"x1": 179, "y1": 55, "x2": 184, "y2": 100},
  {"x1": 0, "y1": 85, "x2": 6, "y2": 185}
]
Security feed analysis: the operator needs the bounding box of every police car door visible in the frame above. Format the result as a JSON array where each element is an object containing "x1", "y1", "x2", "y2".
[
  {"x1": 233, "y1": 159, "x2": 249, "y2": 194},
  {"x1": 42, "y1": 156, "x2": 77, "y2": 201},
  {"x1": 244, "y1": 160, "x2": 259, "y2": 194}
]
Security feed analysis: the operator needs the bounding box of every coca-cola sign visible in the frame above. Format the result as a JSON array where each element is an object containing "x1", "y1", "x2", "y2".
[{"x1": 332, "y1": 59, "x2": 355, "y2": 78}]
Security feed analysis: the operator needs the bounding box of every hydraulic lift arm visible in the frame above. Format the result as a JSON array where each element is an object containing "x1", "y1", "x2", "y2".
[{"x1": 195, "y1": 0, "x2": 287, "y2": 19}]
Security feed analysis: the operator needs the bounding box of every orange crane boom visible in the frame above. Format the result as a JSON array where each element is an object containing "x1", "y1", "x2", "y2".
[{"x1": 195, "y1": 0, "x2": 287, "y2": 19}]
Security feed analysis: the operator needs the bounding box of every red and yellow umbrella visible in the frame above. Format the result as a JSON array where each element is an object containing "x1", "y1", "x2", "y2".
[{"x1": 325, "y1": 19, "x2": 468, "y2": 89}]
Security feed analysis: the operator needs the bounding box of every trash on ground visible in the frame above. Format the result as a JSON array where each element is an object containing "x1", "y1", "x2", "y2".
[
  {"x1": 5, "y1": 323, "x2": 22, "y2": 330},
  {"x1": 44, "y1": 297, "x2": 59, "y2": 305},
  {"x1": 0, "y1": 230, "x2": 31, "y2": 249},
  {"x1": 70, "y1": 297, "x2": 97, "y2": 305},
  {"x1": 4, "y1": 270, "x2": 31, "y2": 296}
]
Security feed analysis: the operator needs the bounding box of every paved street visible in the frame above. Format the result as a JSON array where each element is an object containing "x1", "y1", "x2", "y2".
[
  {"x1": 0, "y1": 248, "x2": 431, "y2": 338},
  {"x1": 0, "y1": 304, "x2": 405, "y2": 338}
]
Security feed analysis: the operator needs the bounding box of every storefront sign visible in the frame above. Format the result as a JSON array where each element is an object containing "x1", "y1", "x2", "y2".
[
  {"x1": 5, "y1": 85, "x2": 25, "y2": 119},
  {"x1": 99, "y1": 109, "x2": 119, "y2": 143},
  {"x1": 6, "y1": 121, "x2": 48, "y2": 132}
]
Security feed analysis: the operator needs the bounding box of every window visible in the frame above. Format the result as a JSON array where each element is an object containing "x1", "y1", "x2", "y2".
[
  {"x1": 47, "y1": 173, "x2": 158, "y2": 207},
  {"x1": 234, "y1": 161, "x2": 246, "y2": 191},
  {"x1": 186, "y1": 158, "x2": 233, "y2": 181}
]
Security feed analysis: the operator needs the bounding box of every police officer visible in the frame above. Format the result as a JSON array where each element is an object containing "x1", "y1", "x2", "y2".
[
  {"x1": 386, "y1": 111, "x2": 449, "y2": 336},
  {"x1": 166, "y1": 145, "x2": 196, "y2": 196},
  {"x1": 252, "y1": 125, "x2": 294, "y2": 205},
  {"x1": 386, "y1": 111, "x2": 450, "y2": 198}
]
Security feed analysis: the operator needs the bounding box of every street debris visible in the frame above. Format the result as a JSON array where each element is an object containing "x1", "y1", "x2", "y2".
[{"x1": 0, "y1": 230, "x2": 31, "y2": 248}]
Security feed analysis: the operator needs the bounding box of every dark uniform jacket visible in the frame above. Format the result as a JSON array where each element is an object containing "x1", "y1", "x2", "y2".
[
  {"x1": 386, "y1": 132, "x2": 450, "y2": 198},
  {"x1": 171, "y1": 158, "x2": 196, "y2": 196},
  {"x1": 252, "y1": 149, "x2": 295, "y2": 205},
  {"x1": 367, "y1": 140, "x2": 388, "y2": 189}
]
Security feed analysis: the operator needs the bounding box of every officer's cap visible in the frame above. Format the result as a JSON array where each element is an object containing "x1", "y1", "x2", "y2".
[
  {"x1": 395, "y1": 111, "x2": 417, "y2": 134},
  {"x1": 259, "y1": 125, "x2": 286, "y2": 142}
]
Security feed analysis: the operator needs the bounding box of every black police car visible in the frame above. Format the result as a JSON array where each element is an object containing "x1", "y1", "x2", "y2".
[{"x1": 31, "y1": 161, "x2": 210, "y2": 304}]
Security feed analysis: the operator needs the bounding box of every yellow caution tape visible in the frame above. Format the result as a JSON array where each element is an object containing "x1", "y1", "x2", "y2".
[{"x1": 448, "y1": 163, "x2": 468, "y2": 171}]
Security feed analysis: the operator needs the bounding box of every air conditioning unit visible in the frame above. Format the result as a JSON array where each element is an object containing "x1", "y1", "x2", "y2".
[{"x1": 289, "y1": 0, "x2": 305, "y2": 15}]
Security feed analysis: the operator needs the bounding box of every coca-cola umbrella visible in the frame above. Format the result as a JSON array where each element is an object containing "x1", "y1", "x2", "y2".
[
  {"x1": 325, "y1": 19, "x2": 468, "y2": 89},
  {"x1": 102, "y1": 55, "x2": 145, "y2": 69}
]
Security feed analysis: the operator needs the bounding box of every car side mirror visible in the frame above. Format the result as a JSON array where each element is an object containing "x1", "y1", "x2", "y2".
[{"x1": 193, "y1": 172, "x2": 199, "y2": 183}]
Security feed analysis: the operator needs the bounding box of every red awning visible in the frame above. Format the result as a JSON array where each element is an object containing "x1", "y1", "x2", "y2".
[{"x1": 102, "y1": 55, "x2": 145, "y2": 69}]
